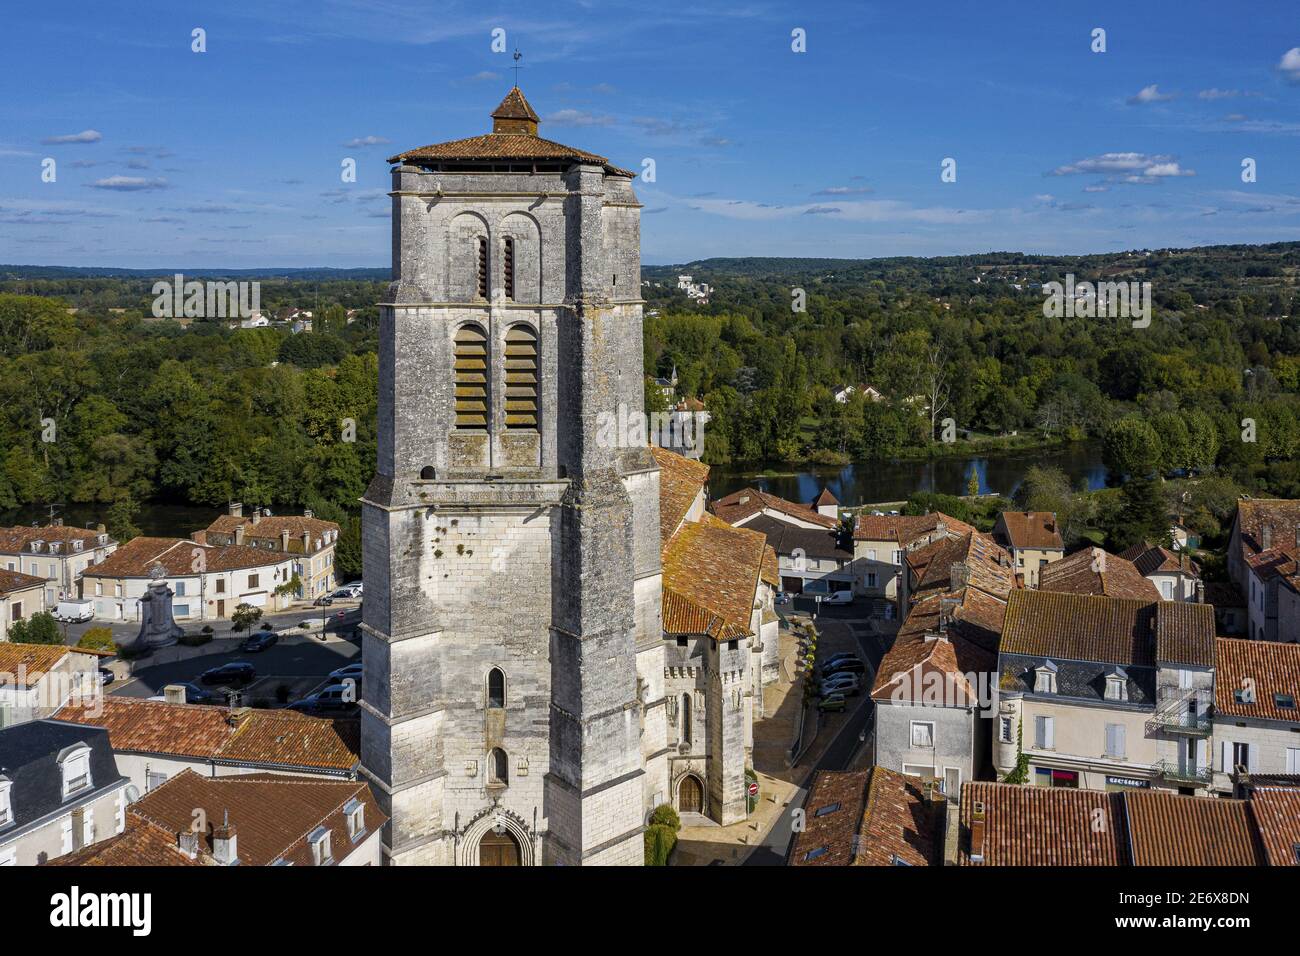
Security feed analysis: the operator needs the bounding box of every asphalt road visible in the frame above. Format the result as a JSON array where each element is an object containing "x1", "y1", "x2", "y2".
[{"x1": 743, "y1": 608, "x2": 891, "y2": 866}]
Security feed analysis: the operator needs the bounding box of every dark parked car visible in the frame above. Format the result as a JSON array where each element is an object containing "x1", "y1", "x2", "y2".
[
  {"x1": 181, "y1": 681, "x2": 224, "y2": 705},
  {"x1": 198, "y1": 662, "x2": 256, "y2": 687},
  {"x1": 98, "y1": 667, "x2": 115, "y2": 687},
  {"x1": 287, "y1": 684, "x2": 357, "y2": 715},
  {"x1": 820, "y1": 658, "x2": 866, "y2": 677},
  {"x1": 240, "y1": 631, "x2": 279, "y2": 652}
]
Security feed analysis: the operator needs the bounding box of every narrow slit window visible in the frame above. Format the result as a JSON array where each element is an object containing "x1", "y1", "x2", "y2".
[
  {"x1": 454, "y1": 324, "x2": 489, "y2": 428},
  {"x1": 504, "y1": 324, "x2": 538, "y2": 429},
  {"x1": 476, "y1": 236, "x2": 488, "y2": 299},
  {"x1": 503, "y1": 237, "x2": 515, "y2": 301}
]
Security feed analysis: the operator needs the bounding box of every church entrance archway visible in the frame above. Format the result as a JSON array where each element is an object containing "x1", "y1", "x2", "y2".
[
  {"x1": 678, "y1": 773, "x2": 704, "y2": 814},
  {"x1": 479, "y1": 828, "x2": 521, "y2": 866}
]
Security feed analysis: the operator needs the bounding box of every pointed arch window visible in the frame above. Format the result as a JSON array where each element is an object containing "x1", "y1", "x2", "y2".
[
  {"x1": 487, "y1": 667, "x2": 506, "y2": 709},
  {"x1": 488, "y1": 748, "x2": 509, "y2": 786},
  {"x1": 454, "y1": 323, "x2": 489, "y2": 428},
  {"x1": 504, "y1": 324, "x2": 538, "y2": 429}
]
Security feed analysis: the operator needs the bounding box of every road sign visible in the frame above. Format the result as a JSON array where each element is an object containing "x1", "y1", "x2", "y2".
[{"x1": 748, "y1": 782, "x2": 759, "y2": 797}]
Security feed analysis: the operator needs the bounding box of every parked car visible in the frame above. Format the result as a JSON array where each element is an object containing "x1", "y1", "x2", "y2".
[
  {"x1": 342, "y1": 581, "x2": 363, "y2": 595},
  {"x1": 821, "y1": 658, "x2": 866, "y2": 677},
  {"x1": 313, "y1": 595, "x2": 334, "y2": 607},
  {"x1": 287, "y1": 684, "x2": 357, "y2": 715},
  {"x1": 97, "y1": 667, "x2": 115, "y2": 687},
  {"x1": 822, "y1": 652, "x2": 860, "y2": 668},
  {"x1": 328, "y1": 662, "x2": 363, "y2": 683},
  {"x1": 824, "y1": 590, "x2": 855, "y2": 605},
  {"x1": 820, "y1": 675, "x2": 861, "y2": 697},
  {"x1": 52, "y1": 599, "x2": 95, "y2": 623},
  {"x1": 181, "y1": 681, "x2": 225, "y2": 705},
  {"x1": 198, "y1": 662, "x2": 256, "y2": 687},
  {"x1": 818, "y1": 694, "x2": 848, "y2": 713},
  {"x1": 775, "y1": 592, "x2": 790, "y2": 605},
  {"x1": 240, "y1": 631, "x2": 278, "y2": 653}
]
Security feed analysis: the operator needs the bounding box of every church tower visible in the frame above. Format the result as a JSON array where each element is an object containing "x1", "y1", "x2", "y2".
[{"x1": 359, "y1": 88, "x2": 661, "y2": 865}]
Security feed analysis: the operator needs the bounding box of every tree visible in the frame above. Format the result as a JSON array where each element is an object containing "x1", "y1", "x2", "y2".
[
  {"x1": 1103, "y1": 418, "x2": 1162, "y2": 480},
  {"x1": 9, "y1": 611, "x2": 61, "y2": 645},
  {"x1": 77, "y1": 626, "x2": 117, "y2": 653},
  {"x1": 230, "y1": 603, "x2": 262, "y2": 635},
  {"x1": 967, "y1": 467, "x2": 980, "y2": 498}
]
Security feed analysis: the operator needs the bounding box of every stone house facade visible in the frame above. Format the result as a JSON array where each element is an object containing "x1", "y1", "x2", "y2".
[{"x1": 0, "y1": 523, "x2": 117, "y2": 608}]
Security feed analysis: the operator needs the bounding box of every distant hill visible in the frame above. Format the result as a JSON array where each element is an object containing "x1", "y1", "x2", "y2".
[{"x1": 0, "y1": 265, "x2": 391, "y2": 280}]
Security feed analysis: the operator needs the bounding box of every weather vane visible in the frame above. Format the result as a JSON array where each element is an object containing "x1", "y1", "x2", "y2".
[{"x1": 512, "y1": 48, "x2": 522, "y2": 86}]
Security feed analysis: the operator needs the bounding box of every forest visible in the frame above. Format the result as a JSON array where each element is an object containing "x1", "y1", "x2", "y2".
[{"x1": 1, "y1": 240, "x2": 1298, "y2": 571}]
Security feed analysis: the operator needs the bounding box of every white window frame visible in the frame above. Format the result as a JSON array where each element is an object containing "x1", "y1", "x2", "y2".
[
  {"x1": 1104, "y1": 722, "x2": 1126, "y2": 759},
  {"x1": 909, "y1": 720, "x2": 935, "y2": 749},
  {"x1": 309, "y1": 826, "x2": 332, "y2": 865},
  {"x1": 58, "y1": 746, "x2": 93, "y2": 800},
  {"x1": 1035, "y1": 714, "x2": 1055, "y2": 750}
]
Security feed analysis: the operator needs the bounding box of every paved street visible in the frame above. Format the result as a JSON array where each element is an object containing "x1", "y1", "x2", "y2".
[{"x1": 743, "y1": 603, "x2": 893, "y2": 866}]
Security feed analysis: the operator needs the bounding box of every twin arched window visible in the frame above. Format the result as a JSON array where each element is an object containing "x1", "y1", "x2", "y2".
[
  {"x1": 473, "y1": 235, "x2": 515, "y2": 302},
  {"x1": 454, "y1": 323, "x2": 538, "y2": 430}
]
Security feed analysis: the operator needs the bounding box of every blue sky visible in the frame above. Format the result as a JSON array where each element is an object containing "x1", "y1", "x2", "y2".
[{"x1": 2, "y1": 0, "x2": 1300, "y2": 267}]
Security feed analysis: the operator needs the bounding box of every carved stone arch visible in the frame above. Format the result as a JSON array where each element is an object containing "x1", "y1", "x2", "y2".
[
  {"x1": 446, "y1": 209, "x2": 492, "y2": 302},
  {"x1": 498, "y1": 210, "x2": 542, "y2": 303},
  {"x1": 674, "y1": 769, "x2": 705, "y2": 815},
  {"x1": 458, "y1": 806, "x2": 537, "y2": 866}
]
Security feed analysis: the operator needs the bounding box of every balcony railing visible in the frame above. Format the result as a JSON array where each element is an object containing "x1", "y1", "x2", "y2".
[
  {"x1": 1145, "y1": 691, "x2": 1213, "y2": 738},
  {"x1": 1152, "y1": 759, "x2": 1213, "y2": 786}
]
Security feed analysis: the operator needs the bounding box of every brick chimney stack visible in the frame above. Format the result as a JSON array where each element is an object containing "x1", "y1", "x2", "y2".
[
  {"x1": 228, "y1": 502, "x2": 243, "y2": 518},
  {"x1": 212, "y1": 815, "x2": 238, "y2": 866},
  {"x1": 1262, "y1": 523, "x2": 1273, "y2": 550},
  {"x1": 969, "y1": 801, "x2": 987, "y2": 864}
]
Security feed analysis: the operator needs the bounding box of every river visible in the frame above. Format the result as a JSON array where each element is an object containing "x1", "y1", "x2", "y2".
[{"x1": 707, "y1": 441, "x2": 1108, "y2": 508}]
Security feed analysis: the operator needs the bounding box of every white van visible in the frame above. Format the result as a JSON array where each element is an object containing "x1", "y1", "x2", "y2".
[
  {"x1": 824, "y1": 590, "x2": 855, "y2": 605},
  {"x1": 53, "y1": 599, "x2": 95, "y2": 623}
]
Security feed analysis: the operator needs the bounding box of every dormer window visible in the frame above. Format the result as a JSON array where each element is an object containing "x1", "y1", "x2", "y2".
[
  {"x1": 72, "y1": 541, "x2": 83, "y2": 552},
  {"x1": 49, "y1": 542, "x2": 61, "y2": 555},
  {"x1": 96, "y1": 534, "x2": 107, "y2": 546},
  {"x1": 30, "y1": 541, "x2": 43, "y2": 553},
  {"x1": 344, "y1": 798, "x2": 365, "y2": 841},
  {"x1": 1104, "y1": 666, "x2": 1128, "y2": 702},
  {"x1": 0, "y1": 777, "x2": 11, "y2": 828},
  {"x1": 1033, "y1": 661, "x2": 1058, "y2": 695},
  {"x1": 309, "y1": 826, "x2": 332, "y2": 865},
  {"x1": 58, "y1": 745, "x2": 93, "y2": 800}
]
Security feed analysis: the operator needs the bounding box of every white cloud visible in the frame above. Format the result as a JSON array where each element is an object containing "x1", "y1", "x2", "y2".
[
  {"x1": 42, "y1": 129, "x2": 102, "y2": 145},
  {"x1": 1049, "y1": 152, "x2": 1193, "y2": 184},
  {"x1": 1280, "y1": 47, "x2": 1300, "y2": 81},
  {"x1": 545, "y1": 109, "x2": 614, "y2": 127},
  {"x1": 84, "y1": 176, "x2": 168, "y2": 191},
  {"x1": 1127, "y1": 84, "x2": 1176, "y2": 105},
  {"x1": 342, "y1": 135, "x2": 391, "y2": 147}
]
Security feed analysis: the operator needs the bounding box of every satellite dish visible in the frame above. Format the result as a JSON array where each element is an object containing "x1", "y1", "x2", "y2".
[{"x1": 124, "y1": 784, "x2": 141, "y2": 804}]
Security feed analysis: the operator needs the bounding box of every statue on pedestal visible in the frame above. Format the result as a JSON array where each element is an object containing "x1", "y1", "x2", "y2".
[{"x1": 118, "y1": 565, "x2": 184, "y2": 655}]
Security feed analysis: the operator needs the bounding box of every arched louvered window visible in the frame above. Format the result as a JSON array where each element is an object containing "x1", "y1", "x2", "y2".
[
  {"x1": 502, "y1": 237, "x2": 515, "y2": 301},
  {"x1": 454, "y1": 323, "x2": 489, "y2": 428},
  {"x1": 476, "y1": 236, "x2": 488, "y2": 299},
  {"x1": 504, "y1": 324, "x2": 538, "y2": 430}
]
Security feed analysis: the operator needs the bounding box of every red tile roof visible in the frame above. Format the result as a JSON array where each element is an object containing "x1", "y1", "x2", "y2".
[
  {"x1": 0, "y1": 644, "x2": 103, "y2": 688},
  {"x1": 996, "y1": 511, "x2": 1064, "y2": 551},
  {"x1": 1124, "y1": 790, "x2": 1265, "y2": 866},
  {"x1": 650, "y1": 445, "x2": 709, "y2": 544},
  {"x1": 204, "y1": 513, "x2": 339, "y2": 553},
  {"x1": 1250, "y1": 788, "x2": 1300, "y2": 866},
  {"x1": 1214, "y1": 638, "x2": 1300, "y2": 721},
  {"x1": 0, "y1": 568, "x2": 46, "y2": 594},
  {"x1": 81, "y1": 536, "x2": 294, "y2": 579},
  {"x1": 55, "y1": 696, "x2": 359, "y2": 772},
  {"x1": 0, "y1": 524, "x2": 113, "y2": 553},
  {"x1": 52, "y1": 816, "x2": 205, "y2": 867},
  {"x1": 959, "y1": 782, "x2": 1124, "y2": 866},
  {"x1": 853, "y1": 511, "x2": 976, "y2": 545},
  {"x1": 1235, "y1": 499, "x2": 1300, "y2": 559},
  {"x1": 1121, "y1": 543, "x2": 1199, "y2": 578},
  {"x1": 713, "y1": 487, "x2": 839, "y2": 530},
  {"x1": 1039, "y1": 547, "x2": 1160, "y2": 601},
  {"x1": 661, "y1": 517, "x2": 766, "y2": 641},
  {"x1": 790, "y1": 768, "x2": 942, "y2": 866},
  {"x1": 1001, "y1": 590, "x2": 1158, "y2": 666}
]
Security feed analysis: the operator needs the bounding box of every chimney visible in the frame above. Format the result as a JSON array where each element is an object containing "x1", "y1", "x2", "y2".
[
  {"x1": 303, "y1": 508, "x2": 313, "y2": 519},
  {"x1": 234, "y1": 525, "x2": 245, "y2": 546},
  {"x1": 939, "y1": 595, "x2": 960, "y2": 630},
  {"x1": 191, "y1": 530, "x2": 207, "y2": 545},
  {"x1": 96, "y1": 523, "x2": 106, "y2": 534},
  {"x1": 280, "y1": 529, "x2": 291, "y2": 552},
  {"x1": 251, "y1": 509, "x2": 262, "y2": 526},
  {"x1": 1262, "y1": 523, "x2": 1273, "y2": 551},
  {"x1": 969, "y1": 801, "x2": 987, "y2": 864},
  {"x1": 1195, "y1": 580, "x2": 1205, "y2": 604},
  {"x1": 302, "y1": 530, "x2": 311, "y2": 553},
  {"x1": 163, "y1": 684, "x2": 188, "y2": 705},
  {"x1": 177, "y1": 831, "x2": 200, "y2": 859},
  {"x1": 212, "y1": 816, "x2": 238, "y2": 866},
  {"x1": 228, "y1": 502, "x2": 243, "y2": 518},
  {"x1": 226, "y1": 706, "x2": 252, "y2": 729},
  {"x1": 949, "y1": 561, "x2": 970, "y2": 591},
  {"x1": 53, "y1": 517, "x2": 63, "y2": 527}
]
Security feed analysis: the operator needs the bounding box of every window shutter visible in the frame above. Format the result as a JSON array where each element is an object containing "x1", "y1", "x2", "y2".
[
  {"x1": 503, "y1": 325, "x2": 538, "y2": 429},
  {"x1": 1286, "y1": 748, "x2": 1300, "y2": 774},
  {"x1": 453, "y1": 324, "x2": 489, "y2": 428},
  {"x1": 1115, "y1": 724, "x2": 1125, "y2": 758},
  {"x1": 1220, "y1": 740, "x2": 1231, "y2": 772},
  {"x1": 1246, "y1": 743, "x2": 1259, "y2": 773},
  {"x1": 503, "y1": 237, "x2": 515, "y2": 301},
  {"x1": 1044, "y1": 716, "x2": 1054, "y2": 749},
  {"x1": 476, "y1": 237, "x2": 488, "y2": 299}
]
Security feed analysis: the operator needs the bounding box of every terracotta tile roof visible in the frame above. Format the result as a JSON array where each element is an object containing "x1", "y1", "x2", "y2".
[
  {"x1": 0, "y1": 524, "x2": 112, "y2": 553},
  {"x1": 650, "y1": 445, "x2": 709, "y2": 544},
  {"x1": 661, "y1": 518, "x2": 765, "y2": 641},
  {"x1": 0, "y1": 568, "x2": 46, "y2": 594},
  {"x1": 1235, "y1": 498, "x2": 1300, "y2": 559},
  {"x1": 0, "y1": 644, "x2": 101, "y2": 688},
  {"x1": 1154, "y1": 601, "x2": 1216, "y2": 668},
  {"x1": 1000, "y1": 590, "x2": 1158, "y2": 666},
  {"x1": 959, "y1": 782, "x2": 1124, "y2": 866},
  {"x1": 1244, "y1": 546, "x2": 1299, "y2": 583},
  {"x1": 1250, "y1": 788, "x2": 1300, "y2": 866},
  {"x1": 813, "y1": 487, "x2": 839, "y2": 507},
  {"x1": 713, "y1": 487, "x2": 839, "y2": 530},
  {"x1": 881, "y1": 587, "x2": 1006, "y2": 701},
  {"x1": 1121, "y1": 543, "x2": 1199, "y2": 579},
  {"x1": 906, "y1": 531, "x2": 1015, "y2": 603},
  {"x1": 1214, "y1": 637, "x2": 1300, "y2": 721},
  {"x1": 853, "y1": 511, "x2": 976, "y2": 545},
  {"x1": 1038, "y1": 547, "x2": 1160, "y2": 601},
  {"x1": 127, "y1": 769, "x2": 384, "y2": 866},
  {"x1": 871, "y1": 631, "x2": 987, "y2": 706},
  {"x1": 996, "y1": 511, "x2": 1064, "y2": 551},
  {"x1": 204, "y1": 514, "x2": 339, "y2": 553},
  {"x1": 52, "y1": 816, "x2": 205, "y2": 867},
  {"x1": 81, "y1": 536, "x2": 293, "y2": 579},
  {"x1": 743, "y1": 514, "x2": 851, "y2": 562},
  {"x1": 491, "y1": 86, "x2": 539, "y2": 122},
  {"x1": 760, "y1": 546, "x2": 779, "y2": 588},
  {"x1": 790, "y1": 768, "x2": 942, "y2": 866},
  {"x1": 55, "y1": 696, "x2": 359, "y2": 772},
  {"x1": 1123, "y1": 790, "x2": 1264, "y2": 866}
]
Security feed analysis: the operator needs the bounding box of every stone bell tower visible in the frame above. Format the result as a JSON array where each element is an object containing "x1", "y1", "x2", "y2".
[{"x1": 359, "y1": 88, "x2": 660, "y2": 865}]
